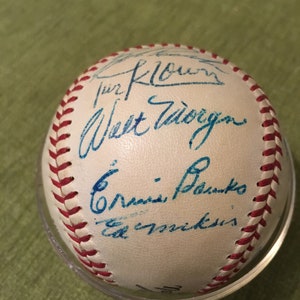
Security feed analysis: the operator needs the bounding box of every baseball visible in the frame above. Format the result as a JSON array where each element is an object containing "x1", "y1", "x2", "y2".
[{"x1": 41, "y1": 44, "x2": 291, "y2": 297}]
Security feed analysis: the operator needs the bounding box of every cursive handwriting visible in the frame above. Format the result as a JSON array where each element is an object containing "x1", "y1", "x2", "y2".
[
  {"x1": 136, "y1": 284, "x2": 182, "y2": 294},
  {"x1": 93, "y1": 81, "x2": 125, "y2": 108},
  {"x1": 90, "y1": 162, "x2": 167, "y2": 215},
  {"x1": 90, "y1": 157, "x2": 246, "y2": 217},
  {"x1": 92, "y1": 48, "x2": 227, "y2": 101},
  {"x1": 173, "y1": 156, "x2": 247, "y2": 200},
  {"x1": 79, "y1": 95, "x2": 247, "y2": 158},
  {"x1": 79, "y1": 98, "x2": 150, "y2": 159},
  {"x1": 148, "y1": 95, "x2": 247, "y2": 150},
  {"x1": 95, "y1": 211, "x2": 237, "y2": 239},
  {"x1": 134, "y1": 211, "x2": 237, "y2": 235}
]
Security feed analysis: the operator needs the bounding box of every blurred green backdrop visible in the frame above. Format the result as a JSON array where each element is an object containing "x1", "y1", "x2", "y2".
[{"x1": 0, "y1": 1, "x2": 299, "y2": 299}]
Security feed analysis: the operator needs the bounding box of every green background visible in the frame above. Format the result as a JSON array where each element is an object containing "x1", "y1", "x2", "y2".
[{"x1": 1, "y1": 1, "x2": 299, "y2": 299}]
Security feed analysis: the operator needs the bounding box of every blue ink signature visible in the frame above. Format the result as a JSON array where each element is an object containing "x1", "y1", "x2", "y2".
[
  {"x1": 136, "y1": 284, "x2": 182, "y2": 294},
  {"x1": 79, "y1": 98, "x2": 150, "y2": 159},
  {"x1": 148, "y1": 95, "x2": 247, "y2": 151},
  {"x1": 95, "y1": 211, "x2": 237, "y2": 239},
  {"x1": 173, "y1": 156, "x2": 247, "y2": 200},
  {"x1": 90, "y1": 157, "x2": 246, "y2": 218},
  {"x1": 134, "y1": 211, "x2": 237, "y2": 235},
  {"x1": 79, "y1": 95, "x2": 247, "y2": 159},
  {"x1": 90, "y1": 161, "x2": 167, "y2": 215},
  {"x1": 92, "y1": 48, "x2": 227, "y2": 101},
  {"x1": 93, "y1": 81, "x2": 125, "y2": 108},
  {"x1": 95, "y1": 210, "x2": 148, "y2": 239}
]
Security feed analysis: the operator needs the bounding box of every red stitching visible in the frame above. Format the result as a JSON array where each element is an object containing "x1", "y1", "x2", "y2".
[
  {"x1": 56, "y1": 108, "x2": 74, "y2": 120},
  {"x1": 250, "y1": 83, "x2": 261, "y2": 91},
  {"x1": 68, "y1": 232, "x2": 92, "y2": 243},
  {"x1": 259, "y1": 219, "x2": 267, "y2": 227},
  {"x1": 256, "y1": 94, "x2": 268, "y2": 102},
  {"x1": 78, "y1": 256, "x2": 106, "y2": 269},
  {"x1": 63, "y1": 221, "x2": 87, "y2": 231},
  {"x1": 260, "y1": 106, "x2": 275, "y2": 113},
  {"x1": 93, "y1": 270, "x2": 113, "y2": 278},
  {"x1": 49, "y1": 161, "x2": 71, "y2": 173},
  {"x1": 221, "y1": 262, "x2": 239, "y2": 271},
  {"x1": 242, "y1": 74, "x2": 251, "y2": 81},
  {"x1": 49, "y1": 148, "x2": 70, "y2": 160},
  {"x1": 58, "y1": 206, "x2": 81, "y2": 218},
  {"x1": 46, "y1": 44, "x2": 283, "y2": 293},
  {"x1": 263, "y1": 145, "x2": 283, "y2": 156},
  {"x1": 51, "y1": 176, "x2": 74, "y2": 189},
  {"x1": 248, "y1": 204, "x2": 272, "y2": 217},
  {"x1": 236, "y1": 232, "x2": 261, "y2": 245},
  {"x1": 257, "y1": 175, "x2": 279, "y2": 187},
  {"x1": 87, "y1": 66, "x2": 98, "y2": 72},
  {"x1": 263, "y1": 132, "x2": 282, "y2": 141},
  {"x1": 197, "y1": 46, "x2": 283, "y2": 293},
  {"x1": 52, "y1": 120, "x2": 72, "y2": 132},
  {"x1": 50, "y1": 133, "x2": 71, "y2": 147},
  {"x1": 48, "y1": 66, "x2": 114, "y2": 283},
  {"x1": 241, "y1": 224, "x2": 258, "y2": 232},
  {"x1": 74, "y1": 246, "x2": 97, "y2": 257},
  {"x1": 53, "y1": 191, "x2": 78, "y2": 204},
  {"x1": 227, "y1": 252, "x2": 243, "y2": 260},
  {"x1": 262, "y1": 118, "x2": 279, "y2": 127},
  {"x1": 214, "y1": 275, "x2": 230, "y2": 282}
]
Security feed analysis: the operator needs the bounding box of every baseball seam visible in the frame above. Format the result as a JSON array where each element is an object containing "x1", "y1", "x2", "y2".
[
  {"x1": 198, "y1": 58, "x2": 283, "y2": 293},
  {"x1": 46, "y1": 43, "x2": 283, "y2": 293},
  {"x1": 48, "y1": 68, "x2": 116, "y2": 283}
]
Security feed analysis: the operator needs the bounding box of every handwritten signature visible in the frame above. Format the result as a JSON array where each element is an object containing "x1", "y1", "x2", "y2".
[
  {"x1": 90, "y1": 161, "x2": 167, "y2": 215},
  {"x1": 79, "y1": 95, "x2": 247, "y2": 159},
  {"x1": 90, "y1": 157, "x2": 246, "y2": 216},
  {"x1": 92, "y1": 48, "x2": 227, "y2": 103},
  {"x1": 173, "y1": 156, "x2": 247, "y2": 200},
  {"x1": 136, "y1": 284, "x2": 182, "y2": 294},
  {"x1": 95, "y1": 210, "x2": 237, "y2": 239}
]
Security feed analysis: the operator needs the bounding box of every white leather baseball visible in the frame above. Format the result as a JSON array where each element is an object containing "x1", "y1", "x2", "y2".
[{"x1": 41, "y1": 44, "x2": 290, "y2": 296}]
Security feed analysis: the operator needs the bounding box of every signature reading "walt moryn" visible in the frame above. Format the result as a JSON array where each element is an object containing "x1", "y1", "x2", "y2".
[{"x1": 79, "y1": 95, "x2": 247, "y2": 158}]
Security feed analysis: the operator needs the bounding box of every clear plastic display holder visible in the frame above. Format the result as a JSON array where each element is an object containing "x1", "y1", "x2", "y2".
[{"x1": 36, "y1": 139, "x2": 296, "y2": 300}]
